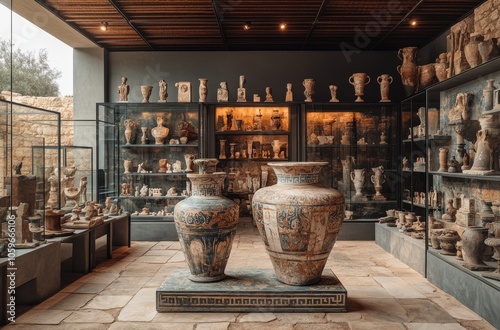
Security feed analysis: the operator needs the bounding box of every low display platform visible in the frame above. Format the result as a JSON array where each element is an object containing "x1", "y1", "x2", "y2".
[{"x1": 157, "y1": 268, "x2": 347, "y2": 313}]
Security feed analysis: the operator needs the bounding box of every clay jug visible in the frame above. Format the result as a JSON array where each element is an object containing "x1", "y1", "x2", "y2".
[
  {"x1": 350, "y1": 169, "x2": 365, "y2": 198},
  {"x1": 174, "y1": 159, "x2": 239, "y2": 282},
  {"x1": 349, "y1": 73, "x2": 370, "y2": 102},
  {"x1": 141, "y1": 85, "x2": 153, "y2": 103},
  {"x1": 397, "y1": 47, "x2": 419, "y2": 96},
  {"x1": 464, "y1": 35, "x2": 482, "y2": 68},
  {"x1": 252, "y1": 162, "x2": 345, "y2": 285}
]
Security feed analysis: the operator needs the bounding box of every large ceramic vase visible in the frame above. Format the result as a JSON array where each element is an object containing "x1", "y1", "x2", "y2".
[
  {"x1": 349, "y1": 73, "x2": 370, "y2": 102},
  {"x1": 462, "y1": 226, "x2": 494, "y2": 271},
  {"x1": 173, "y1": 158, "x2": 239, "y2": 282},
  {"x1": 252, "y1": 162, "x2": 345, "y2": 285},
  {"x1": 397, "y1": 46, "x2": 419, "y2": 96}
]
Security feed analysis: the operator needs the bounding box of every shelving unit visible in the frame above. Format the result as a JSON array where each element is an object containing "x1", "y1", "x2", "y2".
[
  {"x1": 96, "y1": 102, "x2": 201, "y2": 240},
  {"x1": 378, "y1": 57, "x2": 500, "y2": 327}
]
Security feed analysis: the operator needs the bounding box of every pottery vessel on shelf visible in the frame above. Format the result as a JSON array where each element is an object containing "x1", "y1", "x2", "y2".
[
  {"x1": 198, "y1": 78, "x2": 208, "y2": 102},
  {"x1": 349, "y1": 73, "x2": 370, "y2": 102},
  {"x1": 438, "y1": 229, "x2": 460, "y2": 256},
  {"x1": 483, "y1": 222, "x2": 500, "y2": 281},
  {"x1": 483, "y1": 79, "x2": 496, "y2": 111},
  {"x1": 462, "y1": 226, "x2": 494, "y2": 271},
  {"x1": 303, "y1": 79, "x2": 315, "y2": 102},
  {"x1": 397, "y1": 47, "x2": 419, "y2": 96},
  {"x1": 252, "y1": 162, "x2": 345, "y2": 285},
  {"x1": 173, "y1": 158, "x2": 239, "y2": 282},
  {"x1": 438, "y1": 148, "x2": 449, "y2": 172},
  {"x1": 141, "y1": 85, "x2": 153, "y2": 103},
  {"x1": 418, "y1": 63, "x2": 436, "y2": 90},
  {"x1": 478, "y1": 38, "x2": 499, "y2": 63},
  {"x1": 430, "y1": 229, "x2": 444, "y2": 249},
  {"x1": 350, "y1": 169, "x2": 365, "y2": 199},
  {"x1": 435, "y1": 53, "x2": 448, "y2": 82},
  {"x1": 464, "y1": 35, "x2": 482, "y2": 69},
  {"x1": 377, "y1": 74, "x2": 392, "y2": 102},
  {"x1": 124, "y1": 119, "x2": 137, "y2": 144}
]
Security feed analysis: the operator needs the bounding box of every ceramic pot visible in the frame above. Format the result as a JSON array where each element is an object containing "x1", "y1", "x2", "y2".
[
  {"x1": 124, "y1": 119, "x2": 137, "y2": 144},
  {"x1": 464, "y1": 36, "x2": 482, "y2": 68},
  {"x1": 350, "y1": 169, "x2": 365, "y2": 198},
  {"x1": 141, "y1": 85, "x2": 153, "y2": 103},
  {"x1": 464, "y1": 115, "x2": 500, "y2": 174},
  {"x1": 397, "y1": 47, "x2": 419, "y2": 96},
  {"x1": 435, "y1": 53, "x2": 448, "y2": 82},
  {"x1": 377, "y1": 74, "x2": 392, "y2": 102},
  {"x1": 174, "y1": 159, "x2": 239, "y2": 282},
  {"x1": 252, "y1": 162, "x2": 345, "y2": 285},
  {"x1": 430, "y1": 229, "x2": 444, "y2": 249},
  {"x1": 438, "y1": 229, "x2": 459, "y2": 256},
  {"x1": 462, "y1": 226, "x2": 494, "y2": 271},
  {"x1": 404, "y1": 212, "x2": 417, "y2": 227},
  {"x1": 418, "y1": 63, "x2": 436, "y2": 90},
  {"x1": 302, "y1": 79, "x2": 315, "y2": 102},
  {"x1": 349, "y1": 73, "x2": 370, "y2": 102},
  {"x1": 124, "y1": 160, "x2": 132, "y2": 174},
  {"x1": 478, "y1": 38, "x2": 498, "y2": 63}
]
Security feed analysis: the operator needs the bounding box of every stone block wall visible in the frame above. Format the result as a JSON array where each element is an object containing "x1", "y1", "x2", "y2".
[
  {"x1": 474, "y1": 0, "x2": 500, "y2": 41},
  {"x1": 0, "y1": 92, "x2": 74, "y2": 190}
]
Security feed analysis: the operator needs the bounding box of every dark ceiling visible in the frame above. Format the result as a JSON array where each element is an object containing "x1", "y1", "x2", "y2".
[{"x1": 35, "y1": 0, "x2": 484, "y2": 52}]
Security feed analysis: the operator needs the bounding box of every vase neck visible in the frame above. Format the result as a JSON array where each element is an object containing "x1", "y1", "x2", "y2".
[
  {"x1": 276, "y1": 172, "x2": 319, "y2": 184},
  {"x1": 188, "y1": 173, "x2": 225, "y2": 196}
]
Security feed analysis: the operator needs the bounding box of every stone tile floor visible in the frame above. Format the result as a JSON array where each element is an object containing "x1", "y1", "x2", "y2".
[{"x1": 5, "y1": 218, "x2": 496, "y2": 329}]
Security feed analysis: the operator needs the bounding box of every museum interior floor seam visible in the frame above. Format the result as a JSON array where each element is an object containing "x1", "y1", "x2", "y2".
[{"x1": 3, "y1": 217, "x2": 496, "y2": 330}]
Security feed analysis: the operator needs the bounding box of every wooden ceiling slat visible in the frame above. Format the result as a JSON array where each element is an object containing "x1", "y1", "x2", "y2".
[{"x1": 39, "y1": 0, "x2": 485, "y2": 51}]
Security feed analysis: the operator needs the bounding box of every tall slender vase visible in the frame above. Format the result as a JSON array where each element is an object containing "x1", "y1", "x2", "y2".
[
  {"x1": 483, "y1": 79, "x2": 496, "y2": 111},
  {"x1": 438, "y1": 148, "x2": 449, "y2": 172},
  {"x1": 174, "y1": 159, "x2": 239, "y2": 282},
  {"x1": 252, "y1": 162, "x2": 345, "y2": 285},
  {"x1": 199, "y1": 78, "x2": 208, "y2": 102},
  {"x1": 377, "y1": 74, "x2": 392, "y2": 102}
]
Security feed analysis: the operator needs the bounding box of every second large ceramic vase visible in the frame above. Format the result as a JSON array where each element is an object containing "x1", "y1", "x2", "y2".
[
  {"x1": 252, "y1": 162, "x2": 345, "y2": 285},
  {"x1": 174, "y1": 158, "x2": 239, "y2": 282},
  {"x1": 397, "y1": 46, "x2": 419, "y2": 96}
]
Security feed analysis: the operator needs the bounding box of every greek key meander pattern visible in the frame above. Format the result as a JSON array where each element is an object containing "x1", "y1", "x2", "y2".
[
  {"x1": 192, "y1": 187, "x2": 221, "y2": 196},
  {"x1": 159, "y1": 294, "x2": 346, "y2": 307},
  {"x1": 277, "y1": 173, "x2": 319, "y2": 184}
]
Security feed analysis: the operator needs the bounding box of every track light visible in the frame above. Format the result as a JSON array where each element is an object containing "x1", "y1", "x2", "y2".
[{"x1": 100, "y1": 22, "x2": 108, "y2": 31}]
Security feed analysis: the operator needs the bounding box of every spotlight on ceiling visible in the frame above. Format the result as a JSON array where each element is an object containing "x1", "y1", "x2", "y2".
[
  {"x1": 279, "y1": 23, "x2": 287, "y2": 30},
  {"x1": 100, "y1": 22, "x2": 109, "y2": 31},
  {"x1": 243, "y1": 22, "x2": 252, "y2": 30},
  {"x1": 410, "y1": 19, "x2": 417, "y2": 26}
]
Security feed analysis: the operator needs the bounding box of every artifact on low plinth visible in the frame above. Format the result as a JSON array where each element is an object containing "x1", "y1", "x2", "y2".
[
  {"x1": 174, "y1": 158, "x2": 239, "y2": 282},
  {"x1": 463, "y1": 114, "x2": 500, "y2": 175},
  {"x1": 252, "y1": 162, "x2": 345, "y2": 285},
  {"x1": 461, "y1": 226, "x2": 495, "y2": 271}
]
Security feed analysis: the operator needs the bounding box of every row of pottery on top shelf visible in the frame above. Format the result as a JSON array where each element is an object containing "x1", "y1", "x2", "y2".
[
  {"x1": 124, "y1": 115, "x2": 198, "y2": 145},
  {"x1": 218, "y1": 139, "x2": 287, "y2": 160},
  {"x1": 397, "y1": 37, "x2": 498, "y2": 96},
  {"x1": 118, "y1": 74, "x2": 394, "y2": 104},
  {"x1": 309, "y1": 131, "x2": 389, "y2": 146},
  {"x1": 379, "y1": 209, "x2": 426, "y2": 239},
  {"x1": 403, "y1": 189, "x2": 444, "y2": 209},
  {"x1": 124, "y1": 156, "x2": 196, "y2": 174},
  {"x1": 341, "y1": 166, "x2": 387, "y2": 202}
]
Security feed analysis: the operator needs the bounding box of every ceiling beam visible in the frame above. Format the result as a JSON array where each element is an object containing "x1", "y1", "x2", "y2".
[
  {"x1": 211, "y1": 0, "x2": 228, "y2": 51},
  {"x1": 301, "y1": 0, "x2": 330, "y2": 50},
  {"x1": 107, "y1": 0, "x2": 155, "y2": 50}
]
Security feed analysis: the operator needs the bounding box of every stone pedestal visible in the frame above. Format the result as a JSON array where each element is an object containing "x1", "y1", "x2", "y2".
[{"x1": 156, "y1": 268, "x2": 347, "y2": 312}]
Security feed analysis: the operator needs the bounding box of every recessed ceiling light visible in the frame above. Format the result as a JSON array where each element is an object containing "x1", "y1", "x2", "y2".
[
  {"x1": 243, "y1": 22, "x2": 251, "y2": 30},
  {"x1": 410, "y1": 19, "x2": 417, "y2": 26},
  {"x1": 100, "y1": 22, "x2": 109, "y2": 31},
  {"x1": 279, "y1": 23, "x2": 287, "y2": 30}
]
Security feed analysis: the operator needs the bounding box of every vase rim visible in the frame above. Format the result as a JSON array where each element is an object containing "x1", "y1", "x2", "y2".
[{"x1": 267, "y1": 161, "x2": 328, "y2": 167}]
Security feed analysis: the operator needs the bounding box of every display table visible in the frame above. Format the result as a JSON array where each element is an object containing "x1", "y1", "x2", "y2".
[{"x1": 0, "y1": 241, "x2": 62, "y2": 324}]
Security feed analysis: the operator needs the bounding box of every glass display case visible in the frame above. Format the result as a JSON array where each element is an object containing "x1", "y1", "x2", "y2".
[
  {"x1": 96, "y1": 102, "x2": 200, "y2": 225},
  {"x1": 1, "y1": 99, "x2": 62, "y2": 247},
  {"x1": 203, "y1": 103, "x2": 300, "y2": 214},
  {"x1": 303, "y1": 102, "x2": 400, "y2": 220}
]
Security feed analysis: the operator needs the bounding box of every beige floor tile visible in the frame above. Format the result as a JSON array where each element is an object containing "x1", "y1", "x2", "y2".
[
  {"x1": 404, "y1": 323, "x2": 466, "y2": 330},
  {"x1": 273, "y1": 313, "x2": 326, "y2": 323},
  {"x1": 294, "y1": 323, "x2": 350, "y2": 330},
  {"x1": 196, "y1": 322, "x2": 230, "y2": 330},
  {"x1": 238, "y1": 313, "x2": 277, "y2": 323},
  {"x1": 85, "y1": 294, "x2": 133, "y2": 309},
  {"x1": 348, "y1": 321, "x2": 407, "y2": 330},
  {"x1": 108, "y1": 322, "x2": 194, "y2": 330},
  {"x1": 117, "y1": 287, "x2": 158, "y2": 322},
  {"x1": 13, "y1": 309, "x2": 72, "y2": 325},
  {"x1": 50, "y1": 293, "x2": 96, "y2": 310},
  {"x1": 373, "y1": 277, "x2": 426, "y2": 299},
  {"x1": 63, "y1": 309, "x2": 115, "y2": 323},
  {"x1": 152, "y1": 312, "x2": 238, "y2": 323}
]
